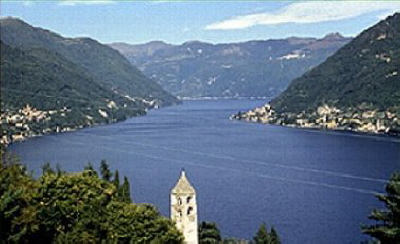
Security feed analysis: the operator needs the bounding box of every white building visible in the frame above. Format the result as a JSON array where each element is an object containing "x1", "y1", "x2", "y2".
[{"x1": 171, "y1": 170, "x2": 198, "y2": 244}]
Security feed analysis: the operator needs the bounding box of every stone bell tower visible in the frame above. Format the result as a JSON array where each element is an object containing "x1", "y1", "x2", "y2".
[{"x1": 171, "y1": 170, "x2": 198, "y2": 244}]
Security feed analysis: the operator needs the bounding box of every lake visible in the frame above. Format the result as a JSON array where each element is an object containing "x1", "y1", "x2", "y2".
[{"x1": 9, "y1": 99, "x2": 400, "y2": 243}]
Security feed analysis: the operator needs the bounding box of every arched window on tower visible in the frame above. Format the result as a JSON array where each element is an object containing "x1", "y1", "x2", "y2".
[
  {"x1": 187, "y1": 206, "x2": 193, "y2": 215},
  {"x1": 178, "y1": 197, "x2": 182, "y2": 205},
  {"x1": 187, "y1": 196, "x2": 191, "y2": 204}
]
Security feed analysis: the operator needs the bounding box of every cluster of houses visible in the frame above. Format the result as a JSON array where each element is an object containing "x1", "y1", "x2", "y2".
[
  {"x1": 0, "y1": 104, "x2": 74, "y2": 145},
  {"x1": 232, "y1": 103, "x2": 399, "y2": 135}
]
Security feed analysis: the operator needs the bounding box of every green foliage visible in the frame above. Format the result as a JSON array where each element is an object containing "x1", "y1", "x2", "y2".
[
  {"x1": 254, "y1": 223, "x2": 269, "y2": 244},
  {"x1": 221, "y1": 237, "x2": 248, "y2": 243},
  {"x1": 271, "y1": 13, "x2": 400, "y2": 115},
  {"x1": 0, "y1": 157, "x2": 182, "y2": 243},
  {"x1": 121, "y1": 176, "x2": 132, "y2": 203},
  {"x1": 112, "y1": 170, "x2": 132, "y2": 203},
  {"x1": 253, "y1": 223, "x2": 281, "y2": 244},
  {"x1": 100, "y1": 160, "x2": 112, "y2": 182},
  {"x1": 84, "y1": 162, "x2": 98, "y2": 177},
  {"x1": 198, "y1": 221, "x2": 221, "y2": 244},
  {"x1": 113, "y1": 169, "x2": 120, "y2": 188},
  {"x1": 41, "y1": 163, "x2": 55, "y2": 175},
  {"x1": 105, "y1": 202, "x2": 183, "y2": 243},
  {"x1": 362, "y1": 172, "x2": 400, "y2": 244},
  {"x1": 270, "y1": 226, "x2": 281, "y2": 244}
]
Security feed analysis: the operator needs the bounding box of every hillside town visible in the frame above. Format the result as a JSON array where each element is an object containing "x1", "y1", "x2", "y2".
[
  {"x1": 0, "y1": 104, "x2": 81, "y2": 145},
  {"x1": 231, "y1": 103, "x2": 400, "y2": 136}
]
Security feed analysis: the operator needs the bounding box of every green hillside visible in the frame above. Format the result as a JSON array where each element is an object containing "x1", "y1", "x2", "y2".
[
  {"x1": 0, "y1": 41, "x2": 146, "y2": 142},
  {"x1": 1, "y1": 41, "x2": 142, "y2": 113},
  {"x1": 0, "y1": 18, "x2": 179, "y2": 144},
  {"x1": 234, "y1": 13, "x2": 400, "y2": 135},
  {"x1": 271, "y1": 13, "x2": 400, "y2": 114},
  {"x1": 0, "y1": 17, "x2": 178, "y2": 107}
]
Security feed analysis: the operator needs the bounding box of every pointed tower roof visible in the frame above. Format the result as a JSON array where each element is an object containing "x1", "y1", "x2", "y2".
[{"x1": 171, "y1": 170, "x2": 195, "y2": 194}]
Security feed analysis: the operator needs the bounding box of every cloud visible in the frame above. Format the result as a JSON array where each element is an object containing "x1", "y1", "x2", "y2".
[
  {"x1": 58, "y1": 0, "x2": 116, "y2": 6},
  {"x1": 205, "y1": 1, "x2": 400, "y2": 30}
]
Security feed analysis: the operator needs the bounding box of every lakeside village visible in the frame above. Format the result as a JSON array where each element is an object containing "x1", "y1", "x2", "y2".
[
  {"x1": 1, "y1": 104, "x2": 73, "y2": 145},
  {"x1": 0, "y1": 104, "x2": 115, "y2": 145},
  {"x1": 0, "y1": 97, "x2": 163, "y2": 146},
  {"x1": 231, "y1": 103, "x2": 400, "y2": 136}
]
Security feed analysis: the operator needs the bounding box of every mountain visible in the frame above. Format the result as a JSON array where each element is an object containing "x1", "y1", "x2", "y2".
[
  {"x1": 0, "y1": 18, "x2": 179, "y2": 144},
  {"x1": 1, "y1": 40, "x2": 142, "y2": 114},
  {"x1": 271, "y1": 14, "x2": 400, "y2": 113},
  {"x1": 233, "y1": 13, "x2": 400, "y2": 135},
  {"x1": 111, "y1": 41, "x2": 173, "y2": 61},
  {"x1": 0, "y1": 17, "x2": 178, "y2": 107},
  {"x1": 109, "y1": 34, "x2": 351, "y2": 98}
]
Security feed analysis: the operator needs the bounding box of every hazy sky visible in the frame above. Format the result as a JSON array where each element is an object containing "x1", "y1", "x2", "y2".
[{"x1": 1, "y1": 1, "x2": 399, "y2": 45}]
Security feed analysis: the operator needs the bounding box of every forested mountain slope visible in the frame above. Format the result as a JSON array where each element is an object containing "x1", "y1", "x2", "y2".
[
  {"x1": 0, "y1": 18, "x2": 178, "y2": 107},
  {"x1": 271, "y1": 13, "x2": 400, "y2": 114},
  {"x1": 234, "y1": 13, "x2": 400, "y2": 135},
  {"x1": 0, "y1": 18, "x2": 179, "y2": 144}
]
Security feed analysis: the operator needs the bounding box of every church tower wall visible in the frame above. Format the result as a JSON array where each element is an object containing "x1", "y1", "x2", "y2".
[{"x1": 171, "y1": 170, "x2": 198, "y2": 244}]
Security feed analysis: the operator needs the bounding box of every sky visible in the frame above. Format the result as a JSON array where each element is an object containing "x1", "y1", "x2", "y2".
[{"x1": 1, "y1": 1, "x2": 400, "y2": 45}]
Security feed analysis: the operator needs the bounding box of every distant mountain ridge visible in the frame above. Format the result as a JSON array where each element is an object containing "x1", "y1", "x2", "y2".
[
  {"x1": 0, "y1": 17, "x2": 179, "y2": 144},
  {"x1": 110, "y1": 33, "x2": 351, "y2": 98},
  {"x1": 233, "y1": 13, "x2": 400, "y2": 135}
]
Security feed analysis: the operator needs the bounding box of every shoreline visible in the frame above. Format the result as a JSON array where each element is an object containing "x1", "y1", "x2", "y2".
[
  {"x1": 4, "y1": 99, "x2": 399, "y2": 149},
  {"x1": 2, "y1": 102, "x2": 182, "y2": 148},
  {"x1": 232, "y1": 118, "x2": 400, "y2": 142},
  {"x1": 231, "y1": 103, "x2": 400, "y2": 139}
]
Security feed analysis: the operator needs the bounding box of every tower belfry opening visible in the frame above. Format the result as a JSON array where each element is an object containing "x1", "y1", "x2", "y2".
[{"x1": 171, "y1": 170, "x2": 198, "y2": 244}]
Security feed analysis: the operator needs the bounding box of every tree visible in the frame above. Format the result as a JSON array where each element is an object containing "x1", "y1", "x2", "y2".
[
  {"x1": 113, "y1": 170, "x2": 120, "y2": 189},
  {"x1": 113, "y1": 170, "x2": 123, "y2": 201},
  {"x1": 253, "y1": 223, "x2": 280, "y2": 244},
  {"x1": 198, "y1": 221, "x2": 221, "y2": 244},
  {"x1": 100, "y1": 159, "x2": 112, "y2": 181},
  {"x1": 41, "y1": 162, "x2": 54, "y2": 175},
  {"x1": 254, "y1": 223, "x2": 270, "y2": 244},
  {"x1": 83, "y1": 162, "x2": 97, "y2": 177},
  {"x1": 0, "y1": 157, "x2": 183, "y2": 243},
  {"x1": 121, "y1": 176, "x2": 132, "y2": 203},
  {"x1": 270, "y1": 226, "x2": 281, "y2": 244},
  {"x1": 0, "y1": 153, "x2": 38, "y2": 242},
  {"x1": 362, "y1": 172, "x2": 400, "y2": 243},
  {"x1": 55, "y1": 163, "x2": 64, "y2": 176},
  {"x1": 106, "y1": 202, "x2": 183, "y2": 243}
]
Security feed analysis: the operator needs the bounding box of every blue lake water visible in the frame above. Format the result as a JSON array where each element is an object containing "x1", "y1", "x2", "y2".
[{"x1": 9, "y1": 100, "x2": 400, "y2": 243}]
